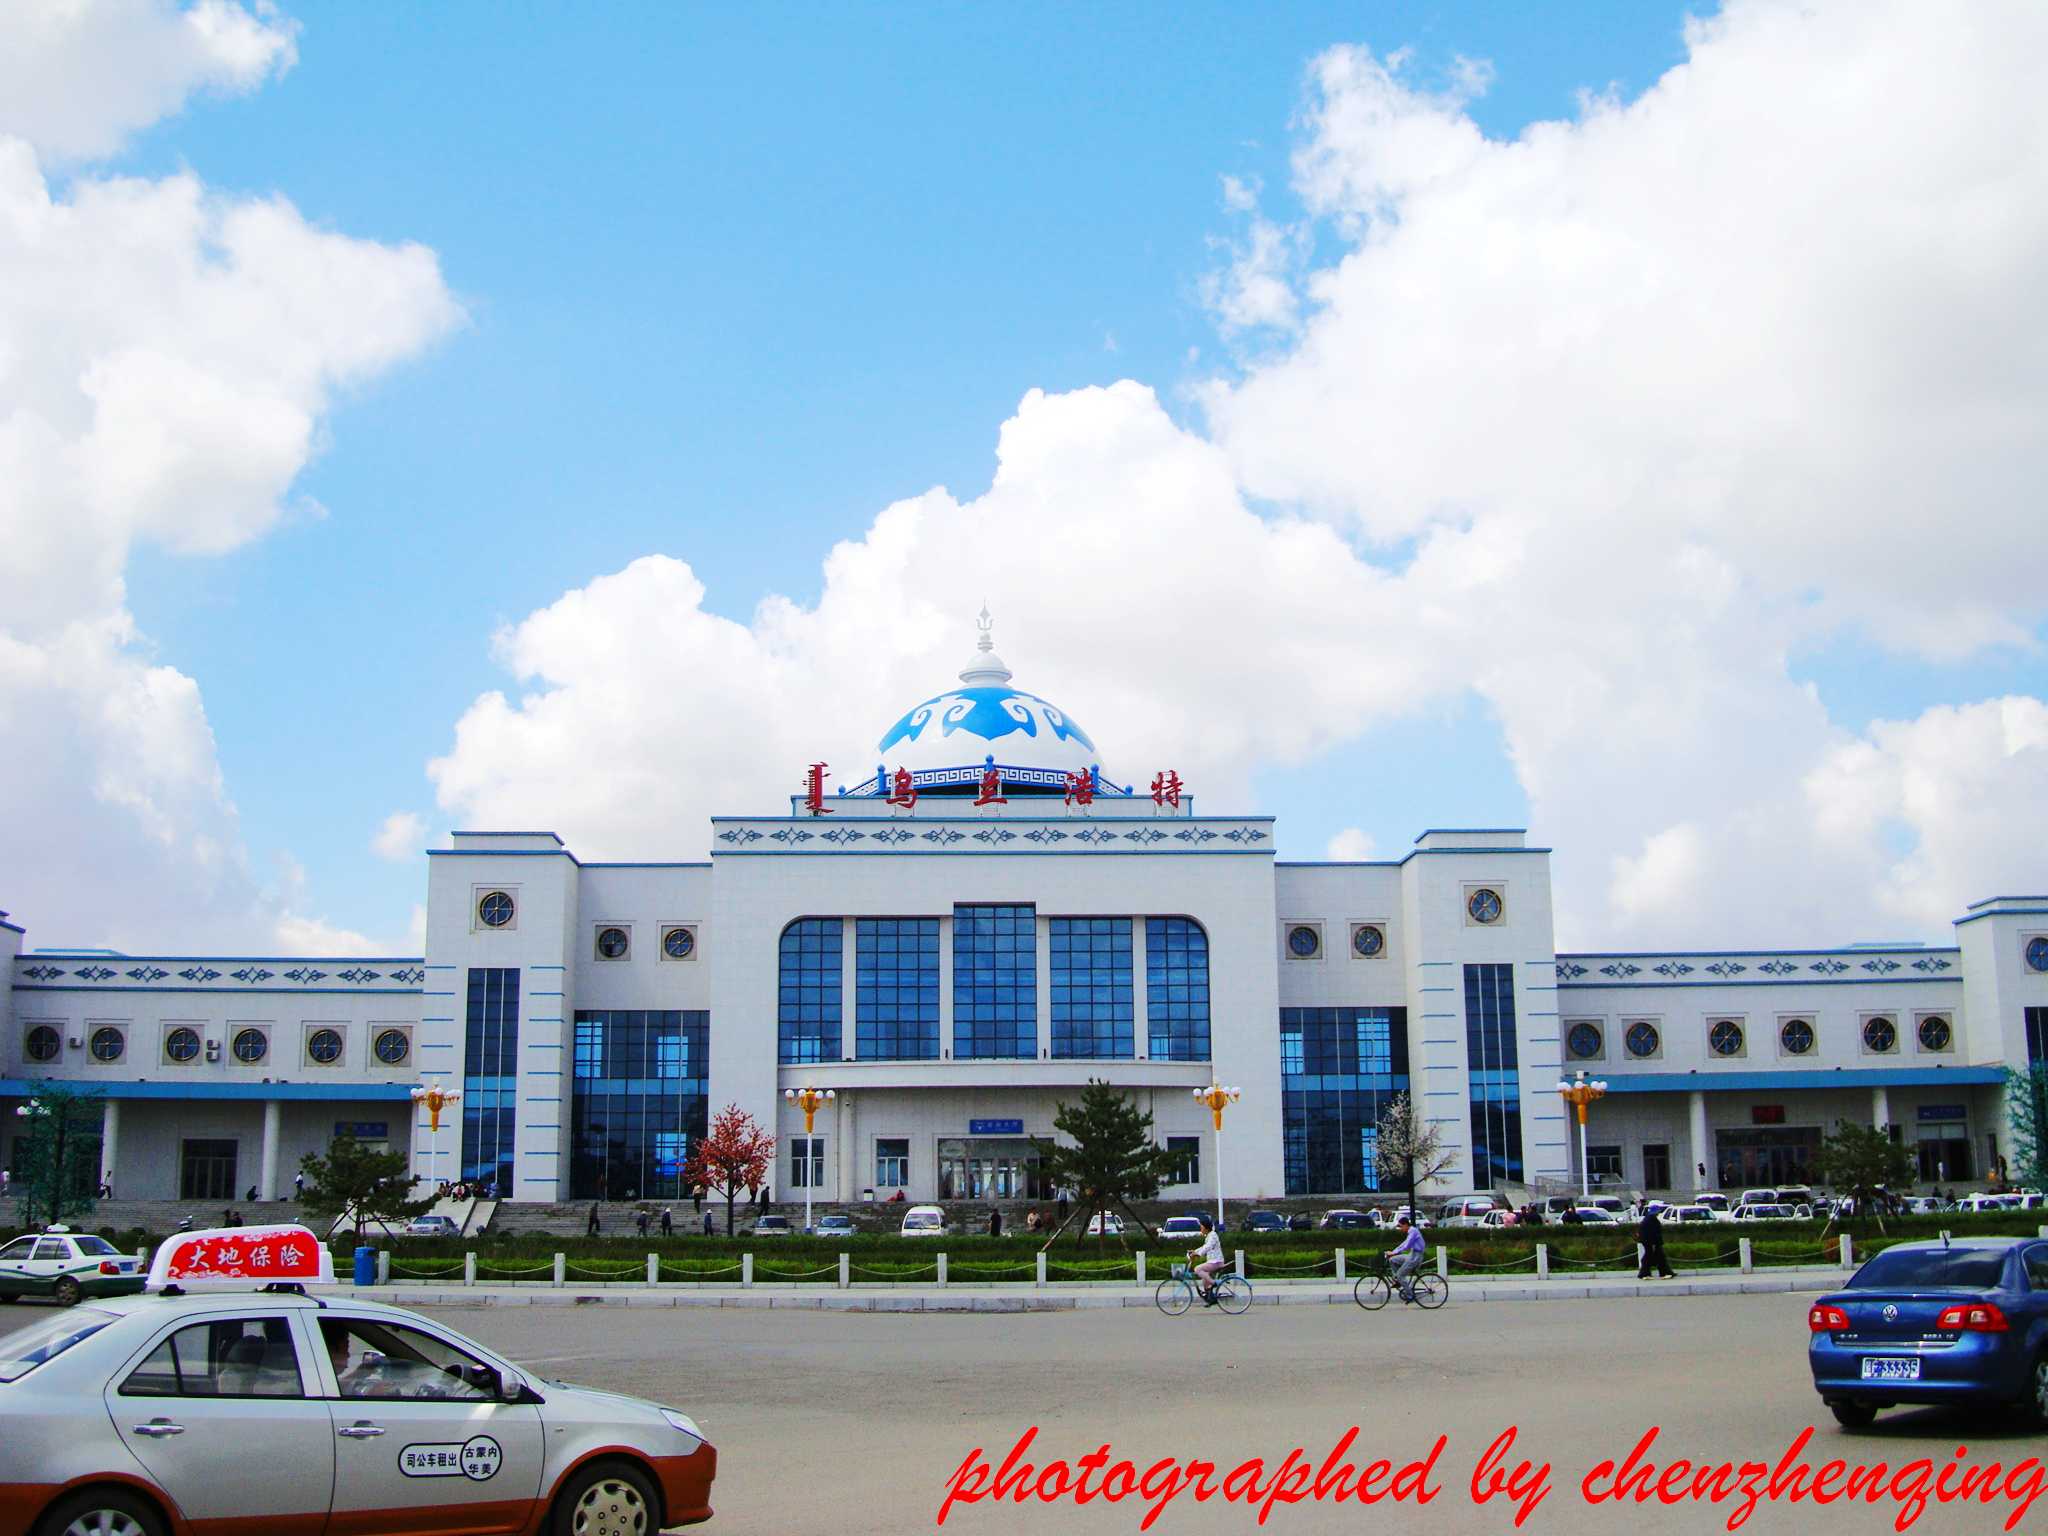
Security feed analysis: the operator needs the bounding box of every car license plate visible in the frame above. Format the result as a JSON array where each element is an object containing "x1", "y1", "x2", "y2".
[{"x1": 1860, "y1": 1357, "x2": 1920, "y2": 1381}]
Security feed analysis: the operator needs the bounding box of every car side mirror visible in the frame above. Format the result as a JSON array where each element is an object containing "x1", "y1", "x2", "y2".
[{"x1": 497, "y1": 1369, "x2": 526, "y2": 1402}]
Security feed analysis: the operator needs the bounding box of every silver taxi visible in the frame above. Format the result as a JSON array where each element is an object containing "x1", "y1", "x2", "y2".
[{"x1": 0, "y1": 1289, "x2": 716, "y2": 1535}]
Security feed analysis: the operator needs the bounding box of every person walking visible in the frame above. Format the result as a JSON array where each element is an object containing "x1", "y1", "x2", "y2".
[
  {"x1": 1637, "y1": 1203, "x2": 1675, "y2": 1279},
  {"x1": 987, "y1": 1206, "x2": 1002, "y2": 1239},
  {"x1": 702, "y1": 1209, "x2": 714, "y2": 1237},
  {"x1": 692, "y1": 1184, "x2": 703, "y2": 1215},
  {"x1": 587, "y1": 1201, "x2": 601, "y2": 1237},
  {"x1": 635, "y1": 1208, "x2": 650, "y2": 1239},
  {"x1": 294, "y1": 1170, "x2": 305, "y2": 1200},
  {"x1": 660, "y1": 1206, "x2": 673, "y2": 1237}
]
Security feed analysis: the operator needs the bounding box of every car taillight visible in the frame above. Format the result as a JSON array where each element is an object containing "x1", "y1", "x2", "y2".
[
  {"x1": 1808, "y1": 1304, "x2": 1851, "y2": 1332},
  {"x1": 1935, "y1": 1302, "x2": 2008, "y2": 1332},
  {"x1": 99, "y1": 1261, "x2": 121, "y2": 1275}
]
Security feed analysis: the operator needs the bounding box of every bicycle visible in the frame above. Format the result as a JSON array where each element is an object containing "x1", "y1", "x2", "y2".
[
  {"x1": 1156, "y1": 1262, "x2": 1254, "y2": 1316},
  {"x1": 1352, "y1": 1253, "x2": 1448, "y2": 1311}
]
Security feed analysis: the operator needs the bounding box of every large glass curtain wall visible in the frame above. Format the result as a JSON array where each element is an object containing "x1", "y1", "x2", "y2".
[
  {"x1": 778, "y1": 919, "x2": 843, "y2": 1064},
  {"x1": 1464, "y1": 963, "x2": 1523, "y2": 1188},
  {"x1": 1146, "y1": 917, "x2": 1211, "y2": 1061},
  {"x1": 461, "y1": 967, "x2": 520, "y2": 1195},
  {"x1": 953, "y1": 905, "x2": 1037, "y2": 1059},
  {"x1": 569, "y1": 1010, "x2": 709, "y2": 1200},
  {"x1": 856, "y1": 919, "x2": 940, "y2": 1060},
  {"x1": 1049, "y1": 918, "x2": 1133, "y2": 1059},
  {"x1": 1280, "y1": 1007, "x2": 1410, "y2": 1195}
]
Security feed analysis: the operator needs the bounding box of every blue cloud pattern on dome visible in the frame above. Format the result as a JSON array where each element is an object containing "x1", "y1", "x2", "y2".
[{"x1": 878, "y1": 687, "x2": 1098, "y2": 757}]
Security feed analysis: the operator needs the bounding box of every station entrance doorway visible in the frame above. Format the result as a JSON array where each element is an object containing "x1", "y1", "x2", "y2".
[{"x1": 936, "y1": 1137, "x2": 1048, "y2": 1200}]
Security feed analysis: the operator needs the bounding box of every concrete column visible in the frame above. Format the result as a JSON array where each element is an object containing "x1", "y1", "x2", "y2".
[
  {"x1": 259, "y1": 1100, "x2": 281, "y2": 1201},
  {"x1": 99, "y1": 1100, "x2": 120, "y2": 1189},
  {"x1": 1871, "y1": 1086, "x2": 1891, "y2": 1134},
  {"x1": 1687, "y1": 1092, "x2": 1710, "y2": 1192},
  {"x1": 838, "y1": 1092, "x2": 857, "y2": 1200}
]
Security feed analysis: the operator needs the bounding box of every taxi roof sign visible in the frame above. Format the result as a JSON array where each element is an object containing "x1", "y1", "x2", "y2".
[{"x1": 145, "y1": 1223, "x2": 333, "y2": 1292}]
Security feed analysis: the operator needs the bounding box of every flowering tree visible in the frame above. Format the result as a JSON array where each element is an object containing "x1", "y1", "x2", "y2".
[
  {"x1": 1373, "y1": 1092, "x2": 1457, "y2": 1210},
  {"x1": 682, "y1": 1104, "x2": 777, "y2": 1236}
]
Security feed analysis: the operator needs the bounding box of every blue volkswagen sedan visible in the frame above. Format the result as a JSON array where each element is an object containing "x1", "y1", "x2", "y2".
[{"x1": 1808, "y1": 1237, "x2": 2048, "y2": 1428}]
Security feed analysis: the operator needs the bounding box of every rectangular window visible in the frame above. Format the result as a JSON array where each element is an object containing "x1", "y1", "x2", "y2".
[
  {"x1": 778, "y1": 919, "x2": 843, "y2": 1064},
  {"x1": 789, "y1": 1135, "x2": 825, "y2": 1190},
  {"x1": 1279, "y1": 1007, "x2": 1411, "y2": 1195},
  {"x1": 2027, "y1": 1007, "x2": 2047, "y2": 1066},
  {"x1": 122, "y1": 1318, "x2": 303, "y2": 1399},
  {"x1": 1164, "y1": 1135, "x2": 1200, "y2": 1187},
  {"x1": 953, "y1": 904, "x2": 1037, "y2": 1060},
  {"x1": 1642, "y1": 1143, "x2": 1672, "y2": 1191},
  {"x1": 568, "y1": 1010, "x2": 709, "y2": 1200},
  {"x1": 1146, "y1": 917, "x2": 1211, "y2": 1062},
  {"x1": 855, "y1": 918, "x2": 939, "y2": 1061},
  {"x1": 1587, "y1": 1145, "x2": 1624, "y2": 1183},
  {"x1": 1464, "y1": 963, "x2": 1522, "y2": 1188},
  {"x1": 461, "y1": 967, "x2": 520, "y2": 1196},
  {"x1": 874, "y1": 1137, "x2": 910, "y2": 1190},
  {"x1": 1050, "y1": 917, "x2": 1133, "y2": 1059}
]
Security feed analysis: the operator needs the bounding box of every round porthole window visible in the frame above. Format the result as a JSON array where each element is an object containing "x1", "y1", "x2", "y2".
[
  {"x1": 307, "y1": 1027, "x2": 344, "y2": 1065},
  {"x1": 233, "y1": 1027, "x2": 269, "y2": 1064},
  {"x1": 1566, "y1": 1021, "x2": 1603, "y2": 1059},
  {"x1": 89, "y1": 1026, "x2": 124, "y2": 1063},
  {"x1": 478, "y1": 890, "x2": 515, "y2": 928},
  {"x1": 1467, "y1": 888, "x2": 1503, "y2": 924},
  {"x1": 1624, "y1": 1021, "x2": 1660, "y2": 1058},
  {"x1": 1286, "y1": 925, "x2": 1320, "y2": 958},
  {"x1": 1779, "y1": 1018, "x2": 1815, "y2": 1055},
  {"x1": 2026, "y1": 936, "x2": 2048, "y2": 973},
  {"x1": 597, "y1": 926, "x2": 630, "y2": 959},
  {"x1": 1917, "y1": 1015, "x2": 1952, "y2": 1052},
  {"x1": 1352, "y1": 924, "x2": 1385, "y2": 958},
  {"x1": 374, "y1": 1028, "x2": 411, "y2": 1065},
  {"x1": 24, "y1": 1025, "x2": 60, "y2": 1062},
  {"x1": 1862, "y1": 1016, "x2": 1897, "y2": 1054},
  {"x1": 164, "y1": 1026, "x2": 201, "y2": 1063},
  {"x1": 1708, "y1": 1019, "x2": 1744, "y2": 1056},
  {"x1": 664, "y1": 926, "x2": 695, "y2": 959}
]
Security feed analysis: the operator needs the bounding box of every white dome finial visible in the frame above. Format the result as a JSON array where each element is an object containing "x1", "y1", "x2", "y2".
[{"x1": 959, "y1": 604, "x2": 1013, "y2": 686}]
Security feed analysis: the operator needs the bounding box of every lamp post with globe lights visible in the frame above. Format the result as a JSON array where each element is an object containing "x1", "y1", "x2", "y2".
[
  {"x1": 784, "y1": 1087, "x2": 836, "y2": 1233},
  {"x1": 1554, "y1": 1070, "x2": 1609, "y2": 1200},
  {"x1": 409, "y1": 1084, "x2": 461, "y2": 1192},
  {"x1": 1192, "y1": 1084, "x2": 1241, "y2": 1229}
]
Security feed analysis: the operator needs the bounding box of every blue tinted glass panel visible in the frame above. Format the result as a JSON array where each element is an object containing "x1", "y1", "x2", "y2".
[
  {"x1": 1146, "y1": 917, "x2": 1210, "y2": 1062},
  {"x1": 856, "y1": 918, "x2": 940, "y2": 1060},
  {"x1": 778, "y1": 919, "x2": 843, "y2": 1065},
  {"x1": 568, "y1": 1010, "x2": 710, "y2": 1200},
  {"x1": 953, "y1": 905, "x2": 1036, "y2": 1060},
  {"x1": 1463, "y1": 963, "x2": 1522, "y2": 1187},
  {"x1": 1279, "y1": 1008, "x2": 1410, "y2": 1195},
  {"x1": 461, "y1": 967, "x2": 519, "y2": 1194},
  {"x1": 1050, "y1": 917, "x2": 1133, "y2": 1060}
]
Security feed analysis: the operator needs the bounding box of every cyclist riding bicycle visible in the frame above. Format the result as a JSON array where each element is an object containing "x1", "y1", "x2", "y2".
[
  {"x1": 1387, "y1": 1215, "x2": 1426, "y2": 1302},
  {"x1": 1187, "y1": 1213, "x2": 1226, "y2": 1305}
]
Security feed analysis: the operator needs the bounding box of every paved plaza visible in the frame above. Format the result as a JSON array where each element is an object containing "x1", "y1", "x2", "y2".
[{"x1": 12, "y1": 1291, "x2": 2037, "y2": 1535}]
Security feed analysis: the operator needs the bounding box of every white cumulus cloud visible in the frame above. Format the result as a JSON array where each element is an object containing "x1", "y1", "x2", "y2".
[
  {"x1": 372, "y1": 812, "x2": 429, "y2": 863},
  {"x1": 1325, "y1": 828, "x2": 1378, "y2": 861}
]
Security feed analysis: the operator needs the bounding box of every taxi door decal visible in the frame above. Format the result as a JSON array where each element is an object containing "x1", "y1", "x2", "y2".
[{"x1": 398, "y1": 1435, "x2": 503, "y2": 1481}]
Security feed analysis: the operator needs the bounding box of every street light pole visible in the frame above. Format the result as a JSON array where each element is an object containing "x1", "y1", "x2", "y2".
[
  {"x1": 1554, "y1": 1070, "x2": 1609, "y2": 1200},
  {"x1": 409, "y1": 1085, "x2": 461, "y2": 1193},
  {"x1": 785, "y1": 1087, "x2": 836, "y2": 1233},
  {"x1": 1192, "y1": 1084, "x2": 1242, "y2": 1230}
]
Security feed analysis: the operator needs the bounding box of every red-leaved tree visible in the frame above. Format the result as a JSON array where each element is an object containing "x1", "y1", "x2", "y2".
[{"x1": 682, "y1": 1104, "x2": 777, "y2": 1236}]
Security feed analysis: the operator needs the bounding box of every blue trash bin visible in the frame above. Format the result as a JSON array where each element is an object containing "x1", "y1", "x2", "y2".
[{"x1": 353, "y1": 1246, "x2": 376, "y2": 1286}]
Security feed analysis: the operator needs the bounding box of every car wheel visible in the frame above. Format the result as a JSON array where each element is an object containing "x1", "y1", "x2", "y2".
[
  {"x1": 1829, "y1": 1401, "x2": 1878, "y2": 1429},
  {"x1": 2025, "y1": 1356, "x2": 2048, "y2": 1429},
  {"x1": 35, "y1": 1486, "x2": 166, "y2": 1536},
  {"x1": 553, "y1": 1458, "x2": 659, "y2": 1536},
  {"x1": 0, "y1": 1291, "x2": 18, "y2": 1304},
  {"x1": 51, "y1": 1276, "x2": 82, "y2": 1308}
]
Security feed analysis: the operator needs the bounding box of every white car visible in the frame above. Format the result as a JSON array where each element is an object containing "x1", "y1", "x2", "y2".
[
  {"x1": 1663, "y1": 1204, "x2": 1717, "y2": 1224},
  {"x1": 1732, "y1": 1202, "x2": 1797, "y2": 1220},
  {"x1": 1084, "y1": 1212, "x2": 1125, "y2": 1236},
  {"x1": 1158, "y1": 1215, "x2": 1207, "y2": 1239},
  {"x1": 1437, "y1": 1196, "x2": 1503, "y2": 1227},
  {"x1": 401, "y1": 1215, "x2": 462, "y2": 1238},
  {"x1": 1569, "y1": 1207, "x2": 1621, "y2": 1224},
  {"x1": 1694, "y1": 1192, "x2": 1731, "y2": 1213},
  {"x1": 899, "y1": 1205, "x2": 947, "y2": 1237},
  {"x1": 0, "y1": 1228, "x2": 145, "y2": 1306}
]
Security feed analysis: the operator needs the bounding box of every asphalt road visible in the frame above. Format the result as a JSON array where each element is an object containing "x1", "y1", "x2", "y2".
[{"x1": 6, "y1": 1294, "x2": 2041, "y2": 1536}]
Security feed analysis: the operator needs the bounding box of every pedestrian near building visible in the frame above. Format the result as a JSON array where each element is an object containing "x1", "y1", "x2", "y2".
[
  {"x1": 988, "y1": 1206, "x2": 1002, "y2": 1238},
  {"x1": 692, "y1": 1184, "x2": 703, "y2": 1214},
  {"x1": 294, "y1": 1171, "x2": 305, "y2": 1200},
  {"x1": 1637, "y1": 1204, "x2": 1675, "y2": 1279},
  {"x1": 702, "y1": 1210, "x2": 713, "y2": 1237},
  {"x1": 587, "y1": 1201, "x2": 601, "y2": 1237},
  {"x1": 635, "y1": 1208, "x2": 650, "y2": 1238},
  {"x1": 660, "y1": 1207, "x2": 673, "y2": 1237}
]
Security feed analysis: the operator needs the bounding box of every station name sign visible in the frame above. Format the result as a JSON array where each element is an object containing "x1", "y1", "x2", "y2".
[{"x1": 968, "y1": 1119, "x2": 1026, "y2": 1136}]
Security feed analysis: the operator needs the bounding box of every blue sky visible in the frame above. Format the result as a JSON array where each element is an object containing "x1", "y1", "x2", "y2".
[{"x1": 9, "y1": 0, "x2": 2044, "y2": 954}]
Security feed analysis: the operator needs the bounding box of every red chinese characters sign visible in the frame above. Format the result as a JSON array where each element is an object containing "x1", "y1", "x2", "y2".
[
  {"x1": 886, "y1": 767, "x2": 918, "y2": 810},
  {"x1": 1063, "y1": 770, "x2": 1094, "y2": 807},
  {"x1": 1151, "y1": 770, "x2": 1183, "y2": 809},
  {"x1": 803, "y1": 762, "x2": 833, "y2": 815},
  {"x1": 975, "y1": 766, "x2": 1006, "y2": 807},
  {"x1": 147, "y1": 1224, "x2": 333, "y2": 1291}
]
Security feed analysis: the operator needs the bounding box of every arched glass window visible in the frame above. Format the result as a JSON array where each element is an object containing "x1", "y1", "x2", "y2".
[
  {"x1": 1147, "y1": 917, "x2": 1211, "y2": 1062},
  {"x1": 779, "y1": 919, "x2": 843, "y2": 1064}
]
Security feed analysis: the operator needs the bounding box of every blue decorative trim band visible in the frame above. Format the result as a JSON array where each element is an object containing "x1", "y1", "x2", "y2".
[
  {"x1": 0, "y1": 1078, "x2": 414, "y2": 1102},
  {"x1": 14, "y1": 986, "x2": 422, "y2": 997},
  {"x1": 1558, "y1": 977, "x2": 1956, "y2": 991},
  {"x1": 1603, "y1": 1066, "x2": 2004, "y2": 1094}
]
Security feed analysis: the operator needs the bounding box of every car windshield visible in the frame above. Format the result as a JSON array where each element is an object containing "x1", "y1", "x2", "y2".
[
  {"x1": 904, "y1": 1215, "x2": 938, "y2": 1229},
  {"x1": 1849, "y1": 1247, "x2": 2008, "y2": 1290},
  {"x1": 0, "y1": 1308, "x2": 118, "y2": 1383}
]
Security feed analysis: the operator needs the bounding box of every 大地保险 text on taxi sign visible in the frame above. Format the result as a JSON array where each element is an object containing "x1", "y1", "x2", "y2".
[{"x1": 145, "y1": 1223, "x2": 335, "y2": 1291}]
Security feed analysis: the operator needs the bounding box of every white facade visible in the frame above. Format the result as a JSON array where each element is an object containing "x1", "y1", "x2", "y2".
[{"x1": 5, "y1": 632, "x2": 2044, "y2": 1205}]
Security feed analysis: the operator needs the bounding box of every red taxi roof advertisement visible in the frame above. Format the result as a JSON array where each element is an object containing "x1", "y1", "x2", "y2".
[{"x1": 144, "y1": 1224, "x2": 334, "y2": 1291}]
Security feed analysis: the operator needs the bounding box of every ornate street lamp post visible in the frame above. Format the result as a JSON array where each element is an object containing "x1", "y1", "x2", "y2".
[
  {"x1": 1554, "y1": 1070, "x2": 1609, "y2": 1200},
  {"x1": 409, "y1": 1084, "x2": 462, "y2": 1191},
  {"x1": 1192, "y1": 1084, "x2": 1242, "y2": 1230},
  {"x1": 14, "y1": 1100, "x2": 54, "y2": 1226},
  {"x1": 784, "y1": 1087, "x2": 836, "y2": 1234}
]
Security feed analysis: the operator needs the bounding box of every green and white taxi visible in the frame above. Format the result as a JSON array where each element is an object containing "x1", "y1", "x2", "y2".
[{"x1": 0, "y1": 1227, "x2": 146, "y2": 1307}]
